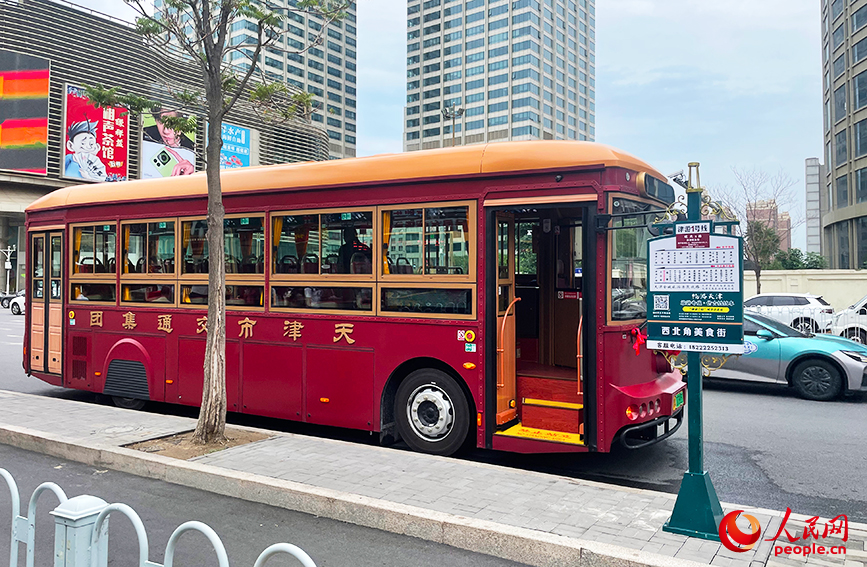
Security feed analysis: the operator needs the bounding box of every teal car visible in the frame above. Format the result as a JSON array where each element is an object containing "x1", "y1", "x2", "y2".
[{"x1": 711, "y1": 312, "x2": 867, "y2": 401}]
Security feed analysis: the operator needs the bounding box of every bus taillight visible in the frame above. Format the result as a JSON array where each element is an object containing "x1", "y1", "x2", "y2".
[{"x1": 626, "y1": 405, "x2": 639, "y2": 420}]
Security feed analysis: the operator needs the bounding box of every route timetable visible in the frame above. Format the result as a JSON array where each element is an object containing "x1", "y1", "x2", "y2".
[{"x1": 648, "y1": 241, "x2": 739, "y2": 293}]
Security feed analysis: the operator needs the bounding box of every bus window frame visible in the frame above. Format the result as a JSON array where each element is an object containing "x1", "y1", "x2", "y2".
[
  {"x1": 605, "y1": 193, "x2": 663, "y2": 326},
  {"x1": 379, "y1": 200, "x2": 476, "y2": 282},
  {"x1": 269, "y1": 281, "x2": 376, "y2": 315},
  {"x1": 68, "y1": 221, "x2": 119, "y2": 305},
  {"x1": 377, "y1": 282, "x2": 477, "y2": 320},
  {"x1": 178, "y1": 213, "x2": 267, "y2": 311},
  {"x1": 270, "y1": 206, "x2": 377, "y2": 283},
  {"x1": 119, "y1": 218, "x2": 180, "y2": 308}
]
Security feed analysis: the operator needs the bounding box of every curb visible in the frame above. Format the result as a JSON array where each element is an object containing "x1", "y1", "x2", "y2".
[{"x1": 0, "y1": 424, "x2": 710, "y2": 567}]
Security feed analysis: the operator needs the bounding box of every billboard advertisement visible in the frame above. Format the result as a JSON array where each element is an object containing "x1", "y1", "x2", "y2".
[
  {"x1": 220, "y1": 122, "x2": 251, "y2": 168},
  {"x1": 140, "y1": 111, "x2": 196, "y2": 179},
  {"x1": 62, "y1": 84, "x2": 129, "y2": 182},
  {"x1": 0, "y1": 50, "x2": 49, "y2": 175}
]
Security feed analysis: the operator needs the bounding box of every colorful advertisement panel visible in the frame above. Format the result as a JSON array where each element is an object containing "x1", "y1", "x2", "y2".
[
  {"x1": 0, "y1": 50, "x2": 49, "y2": 175},
  {"x1": 220, "y1": 122, "x2": 251, "y2": 168},
  {"x1": 140, "y1": 111, "x2": 196, "y2": 179},
  {"x1": 62, "y1": 84, "x2": 129, "y2": 182}
]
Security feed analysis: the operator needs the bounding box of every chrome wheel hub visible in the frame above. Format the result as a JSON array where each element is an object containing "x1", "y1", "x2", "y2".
[{"x1": 407, "y1": 384, "x2": 454, "y2": 442}]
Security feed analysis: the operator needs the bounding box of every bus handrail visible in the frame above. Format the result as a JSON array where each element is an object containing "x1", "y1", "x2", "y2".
[
  {"x1": 576, "y1": 314, "x2": 583, "y2": 396},
  {"x1": 496, "y1": 297, "x2": 521, "y2": 388}
]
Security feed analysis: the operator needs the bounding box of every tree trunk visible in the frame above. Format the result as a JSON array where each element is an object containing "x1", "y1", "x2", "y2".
[
  {"x1": 194, "y1": 84, "x2": 227, "y2": 444},
  {"x1": 754, "y1": 266, "x2": 762, "y2": 295}
]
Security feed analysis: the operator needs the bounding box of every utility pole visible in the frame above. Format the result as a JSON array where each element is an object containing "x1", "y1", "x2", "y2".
[
  {"x1": 441, "y1": 103, "x2": 464, "y2": 147},
  {"x1": 0, "y1": 245, "x2": 15, "y2": 295}
]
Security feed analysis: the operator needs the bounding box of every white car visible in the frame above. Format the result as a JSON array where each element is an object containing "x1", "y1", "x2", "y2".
[
  {"x1": 9, "y1": 295, "x2": 25, "y2": 316},
  {"x1": 743, "y1": 293, "x2": 834, "y2": 334},
  {"x1": 830, "y1": 293, "x2": 867, "y2": 344}
]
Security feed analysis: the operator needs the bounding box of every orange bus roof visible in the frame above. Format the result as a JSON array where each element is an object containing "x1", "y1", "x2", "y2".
[{"x1": 27, "y1": 141, "x2": 667, "y2": 212}]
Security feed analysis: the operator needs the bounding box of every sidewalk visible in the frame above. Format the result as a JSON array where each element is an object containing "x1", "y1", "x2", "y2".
[{"x1": 0, "y1": 390, "x2": 863, "y2": 567}]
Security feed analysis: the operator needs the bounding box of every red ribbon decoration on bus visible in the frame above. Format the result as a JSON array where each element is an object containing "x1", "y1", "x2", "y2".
[{"x1": 630, "y1": 327, "x2": 646, "y2": 356}]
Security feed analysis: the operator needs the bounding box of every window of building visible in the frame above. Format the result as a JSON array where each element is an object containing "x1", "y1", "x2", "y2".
[
  {"x1": 856, "y1": 167, "x2": 867, "y2": 203},
  {"x1": 855, "y1": 4, "x2": 867, "y2": 32},
  {"x1": 837, "y1": 173, "x2": 849, "y2": 207},
  {"x1": 838, "y1": 221, "x2": 851, "y2": 268},
  {"x1": 857, "y1": 119, "x2": 867, "y2": 158},
  {"x1": 834, "y1": 85, "x2": 847, "y2": 122},
  {"x1": 836, "y1": 129, "x2": 847, "y2": 166},
  {"x1": 833, "y1": 22, "x2": 846, "y2": 51},
  {"x1": 833, "y1": 53, "x2": 846, "y2": 79}
]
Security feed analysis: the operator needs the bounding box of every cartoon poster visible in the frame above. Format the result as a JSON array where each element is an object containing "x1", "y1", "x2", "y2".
[
  {"x1": 0, "y1": 50, "x2": 50, "y2": 175},
  {"x1": 220, "y1": 122, "x2": 251, "y2": 168},
  {"x1": 62, "y1": 84, "x2": 128, "y2": 182},
  {"x1": 140, "y1": 111, "x2": 196, "y2": 179}
]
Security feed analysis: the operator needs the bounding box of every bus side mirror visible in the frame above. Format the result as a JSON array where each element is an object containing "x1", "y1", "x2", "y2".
[{"x1": 756, "y1": 330, "x2": 774, "y2": 340}]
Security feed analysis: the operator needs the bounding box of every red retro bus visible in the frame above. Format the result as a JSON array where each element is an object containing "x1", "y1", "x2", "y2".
[{"x1": 24, "y1": 141, "x2": 684, "y2": 456}]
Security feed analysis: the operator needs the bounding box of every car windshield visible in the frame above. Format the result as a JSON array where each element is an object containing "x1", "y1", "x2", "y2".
[{"x1": 748, "y1": 312, "x2": 807, "y2": 338}]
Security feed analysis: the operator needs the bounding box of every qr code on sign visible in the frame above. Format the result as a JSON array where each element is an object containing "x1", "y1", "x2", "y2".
[{"x1": 654, "y1": 295, "x2": 670, "y2": 311}]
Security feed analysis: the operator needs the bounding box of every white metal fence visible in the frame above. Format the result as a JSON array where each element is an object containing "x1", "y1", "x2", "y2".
[{"x1": 1, "y1": 468, "x2": 317, "y2": 567}]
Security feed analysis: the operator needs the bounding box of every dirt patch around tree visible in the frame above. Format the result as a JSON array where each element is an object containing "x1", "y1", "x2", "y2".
[{"x1": 127, "y1": 428, "x2": 271, "y2": 460}]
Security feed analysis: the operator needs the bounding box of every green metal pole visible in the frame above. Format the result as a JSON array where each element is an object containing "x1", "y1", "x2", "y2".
[{"x1": 663, "y1": 168, "x2": 724, "y2": 540}]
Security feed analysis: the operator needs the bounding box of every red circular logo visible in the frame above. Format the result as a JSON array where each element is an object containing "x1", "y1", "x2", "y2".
[{"x1": 719, "y1": 510, "x2": 762, "y2": 552}]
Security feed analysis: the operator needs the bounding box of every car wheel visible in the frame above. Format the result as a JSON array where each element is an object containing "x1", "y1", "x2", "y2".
[
  {"x1": 844, "y1": 328, "x2": 867, "y2": 344},
  {"x1": 1, "y1": 298, "x2": 9, "y2": 309},
  {"x1": 791, "y1": 359, "x2": 842, "y2": 401},
  {"x1": 111, "y1": 396, "x2": 146, "y2": 410},
  {"x1": 792, "y1": 319, "x2": 817, "y2": 334},
  {"x1": 395, "y1": 368, "x2": 470, "y2": 456},
  {"x1": 10, "y1": 303, "x2": 21, "y2": 315}
]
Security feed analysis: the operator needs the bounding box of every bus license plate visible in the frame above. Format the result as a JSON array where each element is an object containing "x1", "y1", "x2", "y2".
[{"x1": 673, "y1": 391, "x2": 684, "y2": 412}]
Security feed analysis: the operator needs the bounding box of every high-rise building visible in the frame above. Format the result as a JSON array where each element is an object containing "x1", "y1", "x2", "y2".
[
  {"x1": 403, "y1": 0, "x2": 595, "y2": 151},
  {"x1": 822, "y1": 0, "x2": 867, "y2": 268},
  {"x1": 805, "y1": 157, "x2": 826, "y2": 254},
  {"x1": 216, "y1": 0, "x2": 359, "y2": 159}
]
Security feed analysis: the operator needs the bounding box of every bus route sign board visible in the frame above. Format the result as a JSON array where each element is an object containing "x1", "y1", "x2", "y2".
[{"x1": 646, "y1": 221, "x2": 744, "y2": 354}]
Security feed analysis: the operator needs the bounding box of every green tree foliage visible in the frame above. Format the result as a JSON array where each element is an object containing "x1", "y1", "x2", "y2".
[
  {"x1": 87, "y1": 0, "x2": 349, "y2": 444},
  {"x1": 770, "y1": 249, "x2": 829, "y2": 270}
]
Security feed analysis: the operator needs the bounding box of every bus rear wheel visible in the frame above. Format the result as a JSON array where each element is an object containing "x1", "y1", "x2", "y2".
[
  {"x1": 111, "y1": 396, "x2": 146, "y2": 410},
  {"x1": 396, "y1": 368, "x2": 469, "y2": 456}
]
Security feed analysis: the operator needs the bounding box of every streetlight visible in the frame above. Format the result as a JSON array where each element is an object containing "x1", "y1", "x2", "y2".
[{"x1": 441, "y1": 103, "x2": 464, "y2": 147}]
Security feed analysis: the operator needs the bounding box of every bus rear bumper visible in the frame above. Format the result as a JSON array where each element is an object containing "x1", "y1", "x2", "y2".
[{"x1": 619, "y1": 407, "x2": 684, "y2": 450}]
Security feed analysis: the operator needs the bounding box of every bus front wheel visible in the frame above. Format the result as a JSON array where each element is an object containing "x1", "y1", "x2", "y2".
[{"x1": 396, "y1": 368, "x2": 469, "y2": 456}]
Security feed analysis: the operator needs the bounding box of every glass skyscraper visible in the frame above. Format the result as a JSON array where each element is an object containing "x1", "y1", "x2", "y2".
[{"x1": 403, "y1": 0, "x2": 595, "y2": 150}]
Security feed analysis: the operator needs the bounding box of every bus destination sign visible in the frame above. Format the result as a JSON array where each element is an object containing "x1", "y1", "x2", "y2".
[{"x1": 646, "y1": 222, "x2": 744, "y2": 354}]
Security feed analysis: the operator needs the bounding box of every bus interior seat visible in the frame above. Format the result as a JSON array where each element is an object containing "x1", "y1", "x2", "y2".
[
  {"x1": 350, "y1": 252, "x2": 371, "y2": 274},
  {"x1": 279, "y1": 255, "x2": 298, "y2": 274},
  {"x1": 302, "y1": 254, "x2": 319, "y2": 274}
]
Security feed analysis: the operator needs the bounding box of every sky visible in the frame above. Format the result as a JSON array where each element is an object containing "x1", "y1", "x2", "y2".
[{"x1": 78, "y1": 0, "x2": 822, "y2": 248}]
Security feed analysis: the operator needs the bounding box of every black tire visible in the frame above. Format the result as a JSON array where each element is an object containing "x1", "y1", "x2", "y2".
[
  {"x1": 112, "y1": 396, "x2": 146, "y2": 410},
  {"x1": 791, "y1": 359, "x2": 843, "y2": 401},
  {"x1": 1, "y1": 298, "x2": 9, "y2": 309},
  {"x1": 792, "y1": 318, "x2": 817, "y2": 334},
  {"x1": 10, "y1": 303, "x2": 21, "y2": 315},
  {"x1": 395, "y1": 368, "x2": 470, "y2": 456},
  {"x1": 844, "y1": 328, "x2": 867, "y2": 344}
]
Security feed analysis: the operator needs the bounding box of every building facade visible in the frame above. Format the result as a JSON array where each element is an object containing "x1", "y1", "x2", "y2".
[
  {"x1": 0, "y1": 0, "x2": 331, "y2": 293},
  {"x1": 403, "y1": 0, "x2": 596, "y2": 150},
  {"x1": 805, "y1": 157, "x2": 827, "y2": 254},
  {"x1": 214, "y1": 0, "x2": 359, "y2": 159},
  {"x1": 822, "y1": 0, "x2": 867, "y2": 268},
  {"x1": 747, "y1": 200, "x2": 792, "y2": 252}
]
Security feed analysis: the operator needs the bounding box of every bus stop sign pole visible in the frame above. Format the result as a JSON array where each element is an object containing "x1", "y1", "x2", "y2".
[{"x1": 661, "y1": 165, "x2": 725, "y2": 541}]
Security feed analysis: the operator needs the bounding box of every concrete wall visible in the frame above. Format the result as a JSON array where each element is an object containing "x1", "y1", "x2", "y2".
[{"x1": 745, "y1": 269, "x2": 867, "y2": 310}]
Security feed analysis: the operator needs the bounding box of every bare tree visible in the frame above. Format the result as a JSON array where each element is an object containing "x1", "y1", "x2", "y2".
[
  {"x1": 713, "y1": 167, "x2": 802, "y2": 294},
  {"x1": 88, "y1": 0, "x2": 349, "y2": 444}
]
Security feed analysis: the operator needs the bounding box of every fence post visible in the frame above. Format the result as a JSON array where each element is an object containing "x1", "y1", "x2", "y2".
[{"x1": 50, "y1": 496, "x2": 109, "y2": 567}]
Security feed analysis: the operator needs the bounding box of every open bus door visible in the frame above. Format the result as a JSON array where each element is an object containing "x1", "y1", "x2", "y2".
[
  {"x1": 29, "y1": 231, "x2": 64, "y2": 375},
  {"x1": 490, "y1": 206, "x2": 590, "y2": 451}
]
